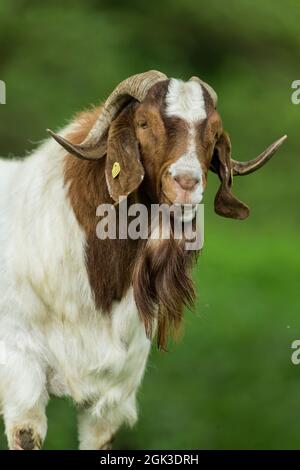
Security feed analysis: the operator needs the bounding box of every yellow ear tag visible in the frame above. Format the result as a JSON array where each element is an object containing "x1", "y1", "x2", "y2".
[{"x1": 112, "y1": 162, "x2": 121, "y2": 179}]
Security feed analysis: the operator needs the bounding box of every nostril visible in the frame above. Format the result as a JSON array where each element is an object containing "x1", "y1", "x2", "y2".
[{"x1": 174, "y1": 175, "x2": 200, "y2": 191}]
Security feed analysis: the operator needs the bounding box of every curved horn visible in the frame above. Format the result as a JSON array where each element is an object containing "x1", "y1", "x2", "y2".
[
  {"x1": 232, "y1": 135, "x2": 287, "y2": 176},
  {"x1": 47, "y1": 128, "x2": 108, "y2": 160},
  {"x1": 83, "y1": 70, "x2": 167, "y2": 147},
  {"x1": 48, "y1": 70, "x2": 168, "y2": 160},
  {"x1": 189, "y1": 76, "x2": 218, "y2": 107}
]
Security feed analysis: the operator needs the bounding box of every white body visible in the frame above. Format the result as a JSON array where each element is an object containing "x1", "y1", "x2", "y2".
[{"x1": 0, "y1": 131, "x2": 151, "y2": 449}]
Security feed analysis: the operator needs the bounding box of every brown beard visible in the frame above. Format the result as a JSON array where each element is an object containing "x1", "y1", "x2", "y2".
[{"x1": 133, "y1": 232, "x2": 198, "y2": 350}]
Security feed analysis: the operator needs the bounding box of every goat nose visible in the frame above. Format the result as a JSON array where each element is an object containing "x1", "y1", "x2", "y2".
[{"x1": 174, "y1": 174, "x2": 200, "y2": 191}]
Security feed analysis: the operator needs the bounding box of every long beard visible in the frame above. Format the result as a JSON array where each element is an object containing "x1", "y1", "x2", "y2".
[{"x1": 133, "y1": 223, "x2": 198, "y2": 350}]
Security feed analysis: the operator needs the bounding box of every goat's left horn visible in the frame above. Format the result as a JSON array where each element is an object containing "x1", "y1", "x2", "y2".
[
  {"x1": 48, "y1": 70, "x2": 168, "y2": 160},
  {"x1": 47, "y1": 129, "x2": 108, "y2": 160},
  {"x1": 232, "y1": 135, "x2": 287, "y2": 176},
  {"x1": 189, "y1": 76, "x2": 218, "y2": 108}
]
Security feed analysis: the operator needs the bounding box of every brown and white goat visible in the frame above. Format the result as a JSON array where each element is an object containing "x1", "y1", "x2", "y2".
[{"x1": 0, "y1": 71, "x2": 286, "y2": 449}]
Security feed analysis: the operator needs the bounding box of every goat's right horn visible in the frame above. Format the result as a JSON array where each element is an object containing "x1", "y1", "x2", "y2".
[
  {"x1": 189, "y1": 76, "x2": 218, "y2": 108},
  {"x1": 48, "y1": 70, "x2": 168, "y2": 160}
]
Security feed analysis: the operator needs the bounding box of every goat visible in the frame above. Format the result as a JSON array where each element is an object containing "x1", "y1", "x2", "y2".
[{"x1": 0, "y1": 71, "x2": 286, "y2": 449}]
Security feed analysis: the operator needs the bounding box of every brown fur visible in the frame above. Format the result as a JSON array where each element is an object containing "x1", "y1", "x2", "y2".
[
  {"x1": 64, "y1": 109, "x2": 140, "y2": 313},
  {"x1": 12, "y1": 426, "x2": 42, "y2": 450},
  {"x1": 63, "y1": 101, "x2": 198, "y2": 349}
]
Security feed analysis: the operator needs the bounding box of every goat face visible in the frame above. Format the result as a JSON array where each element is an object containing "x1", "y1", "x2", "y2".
[{"x1": 132, "y1": 79, "x2": 220, "y2": 210}]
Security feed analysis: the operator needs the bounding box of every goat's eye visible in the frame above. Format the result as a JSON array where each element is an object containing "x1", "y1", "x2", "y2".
[{"x1": 138, "y1": 120, "x2": 148, "y2": 129}]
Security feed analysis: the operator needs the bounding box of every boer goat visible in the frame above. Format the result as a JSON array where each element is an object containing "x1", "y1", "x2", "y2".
[{"x1": 0, "y1": 71, "x2": 286, "y2": 449}]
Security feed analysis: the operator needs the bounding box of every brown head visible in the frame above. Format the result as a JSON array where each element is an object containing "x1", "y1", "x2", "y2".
[{"x1": 48, "y1": 70, "x2": 286, "y2": 221}]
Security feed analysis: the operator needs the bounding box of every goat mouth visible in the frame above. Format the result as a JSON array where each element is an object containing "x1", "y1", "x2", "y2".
[
  {"x1": 159, "y1": 193, "x2": 199, "y2": 222},
  {"x1": 161, "y1": 191, "x2": 203, "y2": 207}
]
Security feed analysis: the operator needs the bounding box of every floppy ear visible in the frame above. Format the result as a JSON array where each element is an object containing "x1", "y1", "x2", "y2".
[
  {"x1": 211, "y1": 132, "x2": 249, "y2": 220},
  {"x1": 105, "y1": 105, "x2": 144, "y2": 202}
]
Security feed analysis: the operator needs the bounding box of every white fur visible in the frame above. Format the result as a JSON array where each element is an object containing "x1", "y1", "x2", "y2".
[
  {"x1": 0, "y1": 125, "x2": 151, "y2": 449},
  {"x1": 165, "y1": 79, "x2": 207, "y2": 122},
  {"x1": 166, "y1": 79, "x2": 206, "y2": 206}
]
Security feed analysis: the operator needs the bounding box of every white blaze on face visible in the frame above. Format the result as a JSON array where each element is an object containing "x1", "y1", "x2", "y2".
[{"x1": 165, "y1": 79, "x2": 207, "y2": 205}]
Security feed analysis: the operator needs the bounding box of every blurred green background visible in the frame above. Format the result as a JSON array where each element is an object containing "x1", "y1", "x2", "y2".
[{"x1": 0, "y1": 0, "x2": 299, "y2": 450}]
